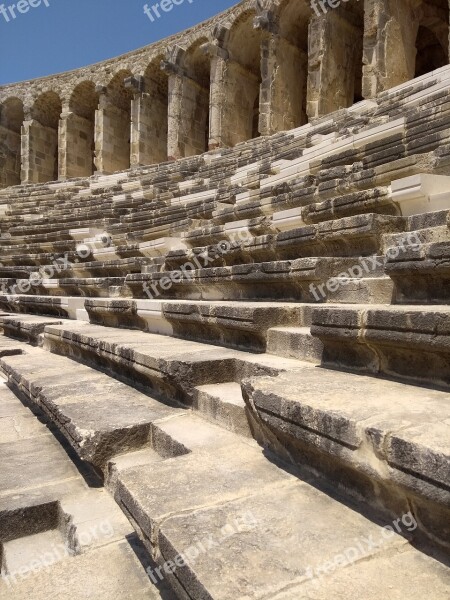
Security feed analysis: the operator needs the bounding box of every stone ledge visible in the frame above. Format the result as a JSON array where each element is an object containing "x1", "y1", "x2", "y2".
[
  {"x1": 242, "y1": 368, "x2": 450, "y2": 549},
  {"x1": 311, "y1": 304, "x2": 450, "y2": 388}
]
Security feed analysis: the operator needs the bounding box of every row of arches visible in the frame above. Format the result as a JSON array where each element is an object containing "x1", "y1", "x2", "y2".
[{"x1": 0, "y1": 0, "x2": 449, "y2": 187}]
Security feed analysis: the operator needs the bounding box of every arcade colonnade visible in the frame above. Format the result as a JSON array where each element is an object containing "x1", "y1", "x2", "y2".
[{"x1": 0, "y1": 0, "x2": 449, "y2": 187}]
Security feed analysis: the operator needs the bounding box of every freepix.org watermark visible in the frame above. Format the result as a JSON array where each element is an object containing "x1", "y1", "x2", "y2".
[
  {"x1": 304, "y1": 511, "x2": 418, "y2": 585},
  {"x1": 311, "y1": 0, "x2": 361, "y2": 17},
  {"x1": 146, "y1": 511, "x2": 258, "y2": 585},
  {"x1": 143, "y1": 0, "x2": 194, "y2": 24},
  {"x1": 1, "y1": 520, "x2": 115, "y2": 588},
  {"x1": 0, "y1": 0, "x2": 50, "y2": 23}
]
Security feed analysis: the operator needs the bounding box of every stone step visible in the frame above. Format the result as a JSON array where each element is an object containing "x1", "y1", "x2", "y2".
[
  {"x1": 0, "y1": 295, "x2": 85, "y2": 319},
  {"x1": 4, "y1": 346, "x2": 446, "y2": 597},
  {"x1": 126, "y1": 256, "x2": 387, "y2": 302},
  {"x1": 40, "y1": 321, "x2": 306, "y2": 404},
  {"x1": 0, "y1": 370, "x2": 168, "y2": 599},
  {"x1": 267, "y1": 326, "x2": 324, "y2": 362},
  {"x1": 242, "y1": 366, "x2": 450, "y2": 551},
  {"x1": 385, "y1": 240, "x2": 450, "y2": 303},
  {"x1": 0, "y1": 335, "x2": 24, "y2": 357},
  {"x1": 310, "y1": 304, "x2": 450, "y2": 388},
  {"x1": 112, "y1": 415, "x2": 449, "y2": 600},
  {"x1": 0, "y1": 539, "x2": 169, "y2": 600},
  {"x1": 83, "y1": 298, "x2": 317, "y2": 351},
  {"x1": 193, "y1": 382, "x2": 252, "y2": 437},
  {"x1": 0, "y1": 346, "x2": 183, "y2": 471},
  {"x1": 0, "y1": 314, "x2": 63, "y2": 345},
  {"x1": 167, "y1": 213, "x2": 408, "y2": 269}
]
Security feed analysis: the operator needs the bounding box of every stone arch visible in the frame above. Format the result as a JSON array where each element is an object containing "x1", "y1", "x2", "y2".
[
  {"x1": 0, "y1": 97, "x2": 24, "y2": 187},
  {"x1": 415, "y1": 0, "x2": 449, "y2": 77},
  {"x1": 60, "y1": 81, "x2": 100, "y2": 178},
  {"x1": 24, "y1": 91, "x2": 62, "y2": 182},
  {"x1": 0, "y1": 97, "x2": 24, "y2": 132},
  {"x1": 70, "y1": 81, "x2": 99, "y2": 120},
  {"x1": 96, "y1": 69, "x2": 134, "y2": 173},
  {"x1": 132, "y1": 56, "x2": 169, "y2": 165},
  {"x1": 225, "y1": 10, "x2": 263, "y2": 142},
  {"x1": 32, "y1": 91, "x2": 62, "y2": 129}
]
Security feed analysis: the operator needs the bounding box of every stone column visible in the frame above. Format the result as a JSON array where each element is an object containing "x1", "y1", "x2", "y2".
[
  {"x1": 127, "y1": 75, "x2": 168, "y2": 167},
  {"x1": 0, "y1": 112, "x2": 21, "y2": 188},
  {"x1": 307, "y1": 8, "x2": 364, "y2": 120},
  {"x1": 204, "y1": 25, "x2": 261, "y2": 148},
  {"x1": 255, "y1": 12, "x2": 307, "y2": 136},
  {"x1": 58, "y1": 101, "x2": 95, "y2": 179},
  {"x1": 362, "y1": 0, "x2": 419, "y2": 98},
  {"x1": 94, "y1": 85, "x2": 131, "y2": 174},
  {"x1": 162, "y1": 52, "x2": 210, "y2": 160},
  {"x1": 21, "y1": 106, "x2": 59, "y2": 184},
  {"x1": 205, "y1": 41, "x2": 229, "y2": 149}
]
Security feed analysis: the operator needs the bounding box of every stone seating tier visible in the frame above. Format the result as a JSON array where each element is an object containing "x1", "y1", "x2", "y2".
[{"x1": 1, "y1": 65, "x2": 450, "y2": 599}]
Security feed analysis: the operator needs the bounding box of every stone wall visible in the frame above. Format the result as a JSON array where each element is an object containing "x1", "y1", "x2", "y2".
[{"x1": 0, "y1": 0, "x2": 449, "y2": 187}]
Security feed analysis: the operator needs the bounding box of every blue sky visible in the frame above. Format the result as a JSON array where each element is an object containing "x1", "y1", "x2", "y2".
[{"x1": 0, "y1": 0, "x2": 238, "y2": 85}]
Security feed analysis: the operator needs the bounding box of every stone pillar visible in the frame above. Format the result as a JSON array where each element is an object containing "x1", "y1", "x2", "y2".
[
  {"x1": 203, "y1": 23, "x2": 261, "y2": 148},
  {"x1": 21, "y1": 106, "x2": 59, "y2": 184},
  {"x1": 94, "y1": 86, "x2": 131, "y2": 174},
  {"x1": 206, "y1": 43, "x2": 228, "y2": 149},
  {"x1": 162, "y1": 55, "x2": 210, "y2": 160},
  {"x1": 58, "y1": 102, "x2": 95, "y2": 179},
  {"x1": 307, "y1": 8, "x2": 364, "y2": 120},
  {"x1": 362, "y1": 0, "x2": 419, "y2": 98},
  {"x1": 0, "y1": 124, "x2": 21, "y2": 187},
  {"x1": 256, "y1": 14, "x2": 307, "y2": 136},
  {"x1": 127, "y1": 76, "x2": 168, "y2": 167},
  {"x1": 204, "y1": 42, "x2": 258, "y2": 148}
]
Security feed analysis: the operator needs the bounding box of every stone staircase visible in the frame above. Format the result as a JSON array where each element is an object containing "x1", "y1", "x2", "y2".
[{"x1": 0, "y1": 69, "x2": 449, "y2": 598}]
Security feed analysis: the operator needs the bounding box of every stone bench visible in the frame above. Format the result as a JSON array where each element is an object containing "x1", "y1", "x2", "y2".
[
  {"x1": 126, "y1": 257, "x2": 387, "y2": 302},
  {"x1": 166, "y1": 213, "x2": 406, "y2": 270},
  {"x1": 303, "y1": 187, "x2": 395, "y2": 223},
  {"x1": 0, "y1": 239, "x2": 78, "y2": 255},
  {"x1": 276, "y1": 213, "x2": 405, "y2": 258},
  {"x1": 243, "y1": 367, "x2": 450, "y2": 551},
  {"x1": 386, "y1": 241, "x2": 450, "y2": 303},
  {"x1": 311, "y1": 305, "x2": 450, "y2": 389},
  {"x1": 84, "y1": 297, "x2": 313, "y2": 352},
  {"x1": 184, "y1": 216, "x2": 272, "y2": 247},
  {"x1": 0, "y1": 314, "x2": 63, "y2": 344},
  {"x1": 41, "y1": 322, "x2": 301, "y2": 405},
  {"x1": 45, "y1": 277, "x2": 127, "y2": 298},
  {"x1": 0, "y1": 295, "x2": 84, "y2": 319}
]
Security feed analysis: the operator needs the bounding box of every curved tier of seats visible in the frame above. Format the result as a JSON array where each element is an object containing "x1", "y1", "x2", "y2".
[{"x1": 0, "y1": 68, "x2": 449, "y2": 599}]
